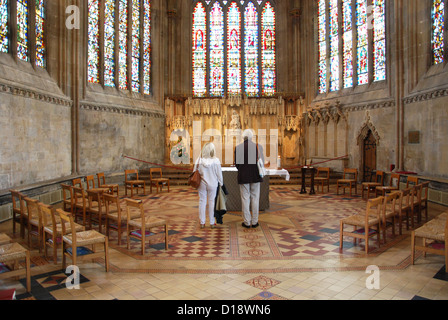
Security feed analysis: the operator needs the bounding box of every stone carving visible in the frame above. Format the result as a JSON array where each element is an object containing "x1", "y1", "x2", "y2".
[{"x1": 229, "y1": 110, "x2": 241, "y2": 130}]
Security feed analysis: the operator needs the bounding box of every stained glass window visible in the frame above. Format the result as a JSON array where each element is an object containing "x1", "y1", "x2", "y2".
[
  {"x1": 261, "y1": 2, "x2": 276, "y2": 97},
  {"x1": 143, "y1": 0, "x2": 151, "y2": 95},
  {"x1": 104, "y1": 0, "x2": 115, "y2": 87},
  {"x1": 131, "y1": 0, "x2": 141, "y2": 92},
  {"x1": 329, "y1": 0, "x2": 339, "y2": 92},
  {"x1": 373, "y1": 0, "x2": 386, "y2": 81},
  {"x1": 356, "y1": 0, "x2": 369, "y2": 85},
  {"x1": 118, "y1": 0, "x2": 128, "y2": 89},
  {"x1": 17, "y1": 0, "x2": 29, "y2": 61},
  {"x1": 432, "y1": 0, "x2": 445, "y2": 64},
  {"x1": 244, "y1": 2, "x2": 259, "y2": 97},
  {"x1": 209, "y1": 2, "x2": 225, "y2": 97},
  {"x1": 318, "y1": 0, "x2": 327, "y2": 94},
  {"x1": 192, "y1": 2, "x2": 207, "y2": 97},
  {"x1": 88, "y1": 0, "x2": 100, "y2": 83},
  {"x1": 35, "y1": 0, "x2": 45, "y2": 68},
  {"x1": 227, "y1": 2, "x2": 242, "y2": 96},
  {"x1": 0, "y1": 0, "x2": 8, "y2": 53},
  {"x1": 343, "y1": 0, "x2": 353, "y2": 88}
]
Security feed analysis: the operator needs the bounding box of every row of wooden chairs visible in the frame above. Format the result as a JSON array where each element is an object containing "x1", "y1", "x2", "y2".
[
  {"x1": 339, "y1": 182, "x2": 428, "y2": 254},
  {"x1": 124, "y1": 168, "x2": 170, "y2": 197}
]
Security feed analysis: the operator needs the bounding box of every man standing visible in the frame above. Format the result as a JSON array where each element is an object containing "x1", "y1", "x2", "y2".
[{"x1": 234, "y1": 129, "x2": 264, "y2": 228}]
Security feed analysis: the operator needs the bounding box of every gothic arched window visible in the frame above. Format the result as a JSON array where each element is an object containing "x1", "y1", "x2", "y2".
[
  {"x1": 0, "y1": 0, "x2": 46, "y2": 68},
  {"x1": 88, "y1": 0, "x2": 152, "y2": 95},
  {"x1": 318, "y1": 0, "x2": 387, "y2": 94},
  {"x1": 192, "y1": 0, "x2": 277, "y2": 98},
  {"x1": 432, "y1": 0, "x2": 446, "y2": 65}
]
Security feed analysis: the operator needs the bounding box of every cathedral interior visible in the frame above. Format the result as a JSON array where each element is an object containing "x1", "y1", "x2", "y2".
[{"x1": 0, "y1": 0, "x2": 448, "y2": 302}]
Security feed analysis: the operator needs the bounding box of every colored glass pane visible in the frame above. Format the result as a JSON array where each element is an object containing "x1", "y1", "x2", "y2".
[
  {"x1": 329, "y1": 0, "x2": 339, "y2": 92},
  {"x1": 0, "y1": 0, "x2": 7, "y2": 53},
  {"x1": 143, "y1": 0, "x2": 151, "y2": 95},
  {"x1": 356, "y1": 0, "x2": 368, "y2": 85},
  {"x1": 343, "y1": 0, "x2": 353, "y2": 88},
  {"x1": 88, "y1": 0, "x2": 100, "y2": 83},
  {"x1": 244, "y1": 2, "x2": 259, "y2": 97},
  {"x1": 209, "y1": 2, "x2": 225, "y2": 97},
  {"x1": 118, "y1": 0, "x2": 128, "y2": 90},
  {"x1": 432, "y1": 0, "x2": 445, "y2": 64},
  {"x1": 192, "y1": 2, "x2": 207, "y2": 97},
  {"x1": 227, "y1": 2, "x2": 242, "y2": 96},
  {"x1": 261, "y1": 2, "x2": 276, "y2": 96},
  {"x1": 373, "y1": 0, "x2": 386, "y2": 81},
  {"x1": 104, "y1": 0, "x2": 115, "y2": 87},
  {"x1": 131, "y1": 0, "x2": 141, "y2": 92},
  {"x1": 318, "y1": 0, "x2": 327, "y2": 93},
  {"x1": 35, "y1": 0, "x2": 45, "y2": 67},
  {"x1": 17, "y1": 0, "x2": 29, "y2": 61}
]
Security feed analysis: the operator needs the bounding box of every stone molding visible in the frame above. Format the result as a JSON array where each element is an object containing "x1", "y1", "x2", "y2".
[
  {"x1": 403, "y1": 87, "x2": 448, "y2": 105},
  {"x1": 0, "y1": 81, "x2": 72, "y2": 107},
  {"x1": 79, "y1": 102, "x2": 165, "y2": 118}
]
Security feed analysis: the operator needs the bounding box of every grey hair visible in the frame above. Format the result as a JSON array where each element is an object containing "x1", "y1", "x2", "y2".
[
  {"x1": 242, "y1": 129, "x2": 254, "y2": 141},
  {"x1": 201, "y1": 142, "x2": 216, "y2": 158}
]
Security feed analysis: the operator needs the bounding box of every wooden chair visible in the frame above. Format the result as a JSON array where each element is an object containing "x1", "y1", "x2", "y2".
[
  {"x1": 59, "y1": 209, "x2": 109, "y2": 272},
  {"x1": 409, "y1": 184, "x2": 423, "y2": 229},
  {"x1": 420, "y1": 182, "x2": 430, "y2": 223},
  {"x1": 337, "y1": 168, "x2": 358, "y2": 196},
  {"x1": 0, "y1": 242, "x2": 31, "y2": 293},
  {"x1": 339, "y1": 196, "x2": 383, "y2": 254},
  {"x1": 314, "y1": 167, "x2": 330, "y2": 193},
  {"x1": 86, "y1": 175, "x2": 96, "y2": 190},
  {"x1": 376, "y1": 173, "x2": 401, "y2": 197},
  {"x1": 396, "y1": 188, "x2": 413, "y2": 235},
  {"x1": 125, "y1": 169, "x2": 146, "y2": 197},
  {"x1": 24, "y1": 197, "x2": 42, "y2": 252},
  {"x1": 149, "y1": 168, "x2": 170, "y2": 193},
  {"x1": 40, "y1": 204, "x2": 84, "y2": 264},
  {"x1": 361, "y1": 171, "x2": 385, "y2": 200},
  {"x1": 381, "y1": 191, "x2": 401, "y2": 242},
  {"x1": 61, "y1": 184, "x2": 74, "y2": 214},
  {"x1": 125, "y1": 198, "x2": 168, "y2": 255},
  {"x1": 104, "y1": 193, "x2": 127, "y2": 245},
  {"x1": 97, "y1": 172, "x2": 119, "y2": 195},
  {"x1": 411, "y1": 213, "x2": 448, "y2": 268},
  {"x1": 87, "y1": 189, "x2": 106, "y2": 233},
  {"x1": 9, "y1": 190, "x2": 27, "y2": 238},
  {"x1": 72, "y1": 186, "x2": 88, "y2": 227}
]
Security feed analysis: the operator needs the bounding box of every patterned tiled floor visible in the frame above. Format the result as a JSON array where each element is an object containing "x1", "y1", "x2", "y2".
[{"x1": 1, "y1": 185, "x2": 448, "y2": 301}]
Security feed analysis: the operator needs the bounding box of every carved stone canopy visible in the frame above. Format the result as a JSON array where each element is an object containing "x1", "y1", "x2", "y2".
[{"x1": 357, "y1": 111, "x2": 381, "y2": 146}]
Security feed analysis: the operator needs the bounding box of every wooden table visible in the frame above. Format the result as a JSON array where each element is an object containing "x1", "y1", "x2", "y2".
[{"x1": 300, "y1": 167, "x2": 316, "y2": 195}]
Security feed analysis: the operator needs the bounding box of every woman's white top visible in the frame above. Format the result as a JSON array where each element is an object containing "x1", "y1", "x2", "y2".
[{"x1": 194, "y1": 157, "x2": 223, "y2": 188}]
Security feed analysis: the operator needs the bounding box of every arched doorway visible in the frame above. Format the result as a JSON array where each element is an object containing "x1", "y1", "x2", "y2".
[{"x1": 363, "y1": 130, "x2": 377, "y2": 182}]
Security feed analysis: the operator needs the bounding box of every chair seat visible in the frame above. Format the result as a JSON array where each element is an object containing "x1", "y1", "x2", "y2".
[
  {"x1": 414, "y1": 221, "x2": 445, "y2": 242},
  {"x1": 152, "y1": 178, "x2": 169, "y2": 183},
  {"x1": 0, "y1": 233, "x2": 11, "y2": 245},
  {"x1": 0, "y1": 243, "x2": 28, "y2": 262},
  {"x1": 341, "y1": 214, "x2": 380, "y2": 227},
  {"x1": 29, "y1": 218, "x2": 39, "y2": 227},
  {"x1": 339, "y1": 179, "x2": 356, "y2": 184},
  {"x1": 126, "y1": 180, "x2": 145, "y2": 185},
  {"x1": 44, "y1": 222, "x2": 84, "y2": 236},
  {"x1": 362, "y1": 182, "x2": 381, "y2": 187},
  {"x1": 314, "y1": 177, "x2": 328, "y2": 181},
  {"x1": 435, "y1": 212, "x2": 448, "y2": 221},
  {"x1": 128, "y1": 216, "x2": 167, "y2": 229},
  {"x1": 63, "y1": 230, "x2": 106, "y2": 247}
]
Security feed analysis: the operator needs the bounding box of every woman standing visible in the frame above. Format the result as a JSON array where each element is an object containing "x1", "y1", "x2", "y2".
[{"x1": 194, "y1": 142, "x2": 223, "y2": 228}]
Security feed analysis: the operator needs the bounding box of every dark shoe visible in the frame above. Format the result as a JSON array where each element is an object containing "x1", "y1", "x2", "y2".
[
  {"x1": 242, "y1": 222, "x2": 251, "y2": 229},
  {"x1": 251, "y1": 223, "x2": 259, "y2": 228}
]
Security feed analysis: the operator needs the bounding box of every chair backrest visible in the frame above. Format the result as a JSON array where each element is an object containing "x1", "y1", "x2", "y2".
[
  {"x1": 72, "y1": 186, "x2": 86, "y2": 206},
  {"x1": 382, "y1": 192, "x2": 400, "y2": 224},
  {"x1": 125, "y1": 198, "x2": 144, "y2": 223},
  {"x1": 61, "y1": 183, "x2": 73, "y2": 201},
  {"x1": 343, "y1": 168, "x2": 358, "y2": 181},
  {"x1": 103, "y1": 193, "x2": 121, "y2": 216},
  {"x1": 24, "y1": 197, "x2": 41, "y2": 224},
  {"x1": 412, "y1": 184, "x2": 423, "y2": 203},
  {"x1": 150, "y1": 168, "x2": 163, "y2": 179},
  {"x1": 57, "y1": 208, "x2": 77, "y2": 245},
  {"x1": 406, "y1": 176, "x2": 419, "y2": 188},
  {"x1": 86, "y1": 190, "x2": 102, "y2": 211},
  {"x1": 97, "y1": 172, "x2": 106, "y2": 186},
  {"x1": 38, "y1": 203, "x2": 57, "y2": 229},
  {"x1": 421, "y1": 181, "x2": 429, "y2": 201},
  {"x1": 398, "y1": 188, "x2": 412, "y2": 209},
  {"x1": 125, "y1": 169, "x2": 139, "y2": 182},
  {"x1": 366, "y1": 196, "x2": 384, "y2": 221},
  {"x1": 10, "y1": 189, "x2": 25, "y2": 215},
  {"x1": 389, "y1": 173, "x2": 401, "y2": 188},
  {"x1": 86, "y1": 175, "x2": 96, "y2": 190},
  {"x1": 374, "y1": 171, "x2": 385, "y2": 184},
  {"x1": 317, "y1": 167, "x2": 330, "y2": 178},
  {"x1": 72, "y1": 178, "x2": 83, "y2": 189}
]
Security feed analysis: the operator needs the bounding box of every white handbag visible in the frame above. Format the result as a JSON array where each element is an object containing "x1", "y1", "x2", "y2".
[{"x1": 256, "y1": 145, "x2": 267, "y2": 178}]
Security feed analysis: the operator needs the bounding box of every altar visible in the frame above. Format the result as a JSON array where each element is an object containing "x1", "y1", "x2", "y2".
[{"x1": 222, "y1": 167, "x2": 290, "y2": 212}]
